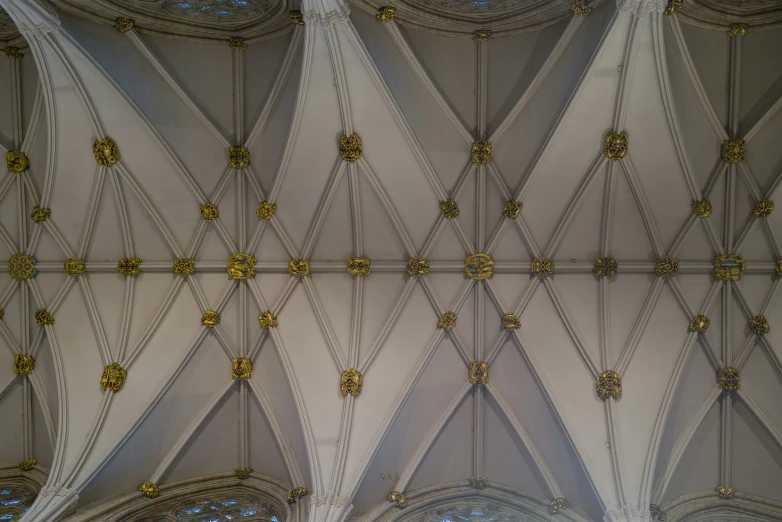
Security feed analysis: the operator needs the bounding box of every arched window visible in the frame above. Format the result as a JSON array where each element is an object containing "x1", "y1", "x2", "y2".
[
  {"x1": 0, "y1": 485, "x2": 38, "y2": 521},
  {"x1": 137, "y1": 495, "x2": 281, "y2": 521}
]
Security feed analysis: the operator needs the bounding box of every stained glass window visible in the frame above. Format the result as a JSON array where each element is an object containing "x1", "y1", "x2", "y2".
[
  {"x1": 138, "y1": 495, "x2": 281, "y2": 521},
  {"x1": 159, "y1": 0, "x2": 274, "y2": 20},
  {"x1": 0, "y1": 486, "x2": 37, "y2": 521}
]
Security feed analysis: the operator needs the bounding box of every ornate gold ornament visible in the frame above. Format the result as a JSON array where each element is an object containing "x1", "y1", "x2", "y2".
[
  {"x1": 0, "y1": 309, "x2": 3, "y2": 320},
  {"x1": 650, "y1": 503, "x2": 667, "y2": 521},
  {"x1": 64, "y1": 259, "x2": 85, "y2": 275},
  {"x1": 503, "y1": 200, "x2": 522, "y2": 219},
  {"x1": 4, "y1": 46, "x2": 23, "y2": 59},
  {"x1": 692, "y1": 198, "x2": 713, "y2": 218},
  {"x1": 289, "y1": 10, "x2": 305, "y2": 26},
  {"x1": 571, "y1": 0, "x2": 591, "y2": 16},
  {"x1": 101, "y1": 362, "x2": 128, "y2": 392},
  {"x1": 472, "y1": 30, "x2": 492, "y2": 43},
  {"x1": 437, "y1": 311, "x2": 457, "y2": 331},
  {"x1": 593, "y1": 258, "x2": 617, "y2": 277},
  {"x1": 202, "y1": 310, "x2": 220, "y2": 328},
  {"x1": 200, "y1": 202, "x2": 219, "y2": 221},
  {"x1": 531, "y1": 258, "x2": 554, "y2": 276},
  {"x1": 229, "y1": 37, "x2": 247, "y2": 50},
  {"x1": 173, "y1": 258, "x2": 195, "y2": 275},
  {"x1": 228, "y1": 254, "x2": 256, "y2": 279},
  {"x1": 604, "y1": 131, "x2": 628, "y2": 161},
  {"x1": 9, "y1": 253, "x2": 37, "y2": 280},
  {"x1": 376, "y1": 6, "x2": 397, "y2": 22},
  {"x1": 235, "y1": 467, "x2": 253, "y2": 480},
  {"x1": 29, "y1": 205, "x2": 50, "y2": 224},
  {"x1": 748, "y1": 314, "x2": 770, "y2": 335},
  {"x1": 35, "y1": 309, "x2": 54, "y2": 327},
  {"x1": 469, "y1": 362, "x2": 489, "y2": 385},
  {"x1": 726, "y1": 23, "x2": 748, "y2": 37},
  {"x1": 502, "y1": 312, "x2": 520, "y2": 331},
  {"x1": 469, "y1": 476, "x2": 486, "y2": 489},
  {"x1": 228, "y1": 146, "x2": 250, "y2": 169},
  {"x1": 258, "y1": 311, "x2": 278, "y2": 329},
  {"x1": 138, "y1": 481, "x2": 159, "y2": 499},
  {"x1": 232, "y1": 358, "x2": 253, "y2": 380},
  {"x1": 256, "y1": 201, "x2": 276, "y2": 220},
  {"x1": 549, "y1": 498, "x2": 569, "y2": 513},
  {"x1": 288, "y1": 259, "x2": 310, "y2": 276},
  {"x1": 596, "y1": 370, "x2": 622, "y2": 400},
  {"x1": 6, "y1": 150, "x2": 29, "y2": 172},
  {"x1": 439, "y1": 199, "x2": 460, "y2": 219},
  {"x1": 347, "y1": 257, "x2": 371, "y2": 276},
  {"x1": 664, "y1": 0, "x2": 682, "y2": 15},
  {"x1": 688, "y1": 314, "x2": 710, "y2": 334},
  {"x1": 465, "y1": 253, "x2": 494, "y2": 280},
  {"x1": 655, "y1": 257, "x2": 678, "y2": 277},
  {"x1": 340, "y1": 368, "x2": 363, "y2": 397},
  {"x1": 115, "y1": 17, "x2": 134, "y2": 33},
  {"x1": 715, "y1": 486, "x2": 734, "y2": 499},
  {"x1": 721, "y1": 138, "x2": 745, "y2": 163},
  {"x1": 712, "y1": 255, "x2": 744, "y2": 281},
  {"x1": 93, "y1": 137, "x2": 121, "y2": 167},
  {"x1": 118, "y1": 258, "x2": 142, "y2": 276},
  {"x1": 13, "y1": 354, "x2": 35, "y2": 376},
  {"x1": 387, "y1": 491, "x2": 408, "y2": 508},
  {"x1": 19, "y1": 459, "x2": 36, "y2": 471},
  {"x1": 717, "y1": 367, "x2": 740, "y2": 391},
  {"x1": 339, "y1": 133, "x2": 363, "y2": 163},
  {"x1": 407, "y1": 258, "x2": 429, "y2": 276},
  {"x1": 753, "y1": 199, "x2": 774, "y2": 219},
  {"x1": 777, "y1": 260, "x2": 782, "y2": 277},
  {"x1": 471, "y1": 140, "x2": 492, "y2": 164},
  {"x1": 287, "y1": 487, "x2": 308, "y2": 504}
]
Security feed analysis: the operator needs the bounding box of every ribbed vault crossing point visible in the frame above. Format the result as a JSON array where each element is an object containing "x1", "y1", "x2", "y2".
[{"x1": 0, "y1": 0, "x2": 781, "y2": 521}]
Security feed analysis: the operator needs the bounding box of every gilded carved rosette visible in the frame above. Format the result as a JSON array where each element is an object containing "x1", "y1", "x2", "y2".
[
  {"x1": 692, "y1": 198, "x2": 713, "y2": 218},
  {"x1": 258, "y1": 310, "x2": 278, "y2": 329},
  {"x1": 118, "y1": 257, "x2": 142, "y2": 277},
  {"x1": 717, "y1": 367, "x2": 739, "y2": 391},
  {"x1": 655, "y1": 257, "x2": 678, "y2": 277},
  {"x1": 603, "y1": 131, "x2": 628, "y2": 161},
  {"x1": 64, "y1": 259, "x2": 86, "y2": 275},
  {"x1": 471, "y1": 140, "x2": 492, "y2": 164},
  {"x1": 232, "y1": 358, "x2": 253, "y2": 380},
  {"x1": 465, "y1": 253, "x2": 494, "y2": 280},
  {"x1": 549, "y1": 498, "x2": 569, "y2": 513},
  {"x1": 530, "y1": 258, "x2": 554, "y2": 276},
  {"x1": 228, "y1": 254, "x2": 256, "y2": 279},
  {"x1": 93, "y1": 137, "x2": 121, "y2": 167},
  {"x1": 4, "y1": 46, "x2": 23, "y2": 59},
  {"x1": 101, "y1": 362, "x2": 128, "y2": 392},
  {"x1": 406, "y1": 258, "x2": 429, "y2": 276},
  {"x1": 439, "y1": 199, "x2": 459, "y2": 219},
  {"x1": 501, "y1": 312, "x2": 520, "y2": 331},
  {"x1": 503, "y1": 200, "x2": 522, "y2": 219},
  {"x1": 287, "y1": 487, "x2": 308, "y2": 504},
  {"x1": 748, "y1": 314, "x2": 770, "y2": 335},
  {"x1": 712, "y1": 255, "x2": 744, "y2": 281},
  {"x1": 35, "y1": 309, "x2": 54, "y2": 327},
  {"x1": 777, "y1": 260, "x2": 782, "y2": 277},
  {"x1": 30, "y1": 206, "x2": 51, "y2": 224},
  {"x1": 753, "y1": 199, "x2": 774, "y2": 219},
  {"x1": 468, "y1": 362, "x2": 489, "y2": 385},
  {"x1": 472, "y1": 30, "x2": 492, "y2": 43},
  {"x1": 202, "y1": 310, "x2": 221, "y2": 328},
  {"x1": 664, "y1": 0, "x2": 682, "y2": 15},
  {"x1": 19, "y1": 459, "x2": 36, "y2": 471},
  {"x1": 376, "y1": 6, "x2": 396, "y2": 23},
  {"x1": 288, "y1": 258, "x2": 310, "y2": 276},
  {"x1": 387, "y1": 491, "x2": 408, "y2": 508},
  {"x1": 289, "y1": 10, "x2": 305, "y2": 26},
  {"x1": 229, "y1": 37, "x2": 247, "y2": 50},
  {"x1": 9, "y1": 253, "x2": 37, "y2": 280},
  {"x1": 138, "y1": 481, "x2": 159, "y2": 499},
  {"x1": 726, "y1": 23, "x2": 748, "y2": 37},
  {"x1": 115, "y1": 17, "x2": 134, "y2": 33},
  {"x1": 235, "y1": 467, "x2": 253, "y2": 479},
  {"x1": 571, "y1": 0, "x2": 591, "y2": 16},
  {"x1": 13, "y1": 354, "x2": 35, "y2": 376},
  {"x1": 715, "y1": 486, "x2": 734, "y2": 499},
  {"x1": 228, "y1": 146, "x2": 250, "y2": 169},
  {"x1": 469, "y1": 476, "x2": 486, "y2": 489},
  {"x1": 592, "y1": 258, "x2": 617, "y2": 277},
  {"x1": 721, "y1": 138, "x2": 745, "y2": 163},
  {"x1": 339, "y1": 133, "x2": 363, "y2": 163},
  {"x1": 596, "y1": 370, "x2": 621, "y2": 400},
  {"x1": 256, "y1": 201, "x2": 276, "y2": 221},
  {"x1": 437, "y1": 311, "x2": 457, "y2": 331},
  {"x1": 340, "y1": 368, "x2": 363, "y2": 397},
  {"x1": 688, "y1": 314, "x2": 710, "y2": 334},
  {"x1": 173, "y1": 258, "x2": 195, "y2": 275},
  {"x1": 6, "y1": 150, "x2": 29, "y2": 172},
  {"x1": 347, "y1": 257, "x2": 370, "y2": 276},
  {"x1": 200, "y1": 202, "x2": 219, "y2": 221}
]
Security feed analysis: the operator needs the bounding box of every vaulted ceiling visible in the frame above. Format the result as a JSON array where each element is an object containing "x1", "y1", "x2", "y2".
[{"x1": 0, "y1": 1, "x2": 782, "y2": 521}]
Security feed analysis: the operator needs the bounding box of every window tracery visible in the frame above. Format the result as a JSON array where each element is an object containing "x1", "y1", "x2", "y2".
[
  {"x1": 138, "y1": 495, "x2": 281, "y2": 521},
  {"x1": 424, "y1": 504, "x2": 530, "y2": 522},
  {"x1": 157, "y1": 0, "x2": 275, "y2": 20},
  {"x1": 0, "y1": 485, "x2": 37, "y2": 521},
  {"x1": 415, "y1": 0, "x2": 526, "y2": 11}
]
